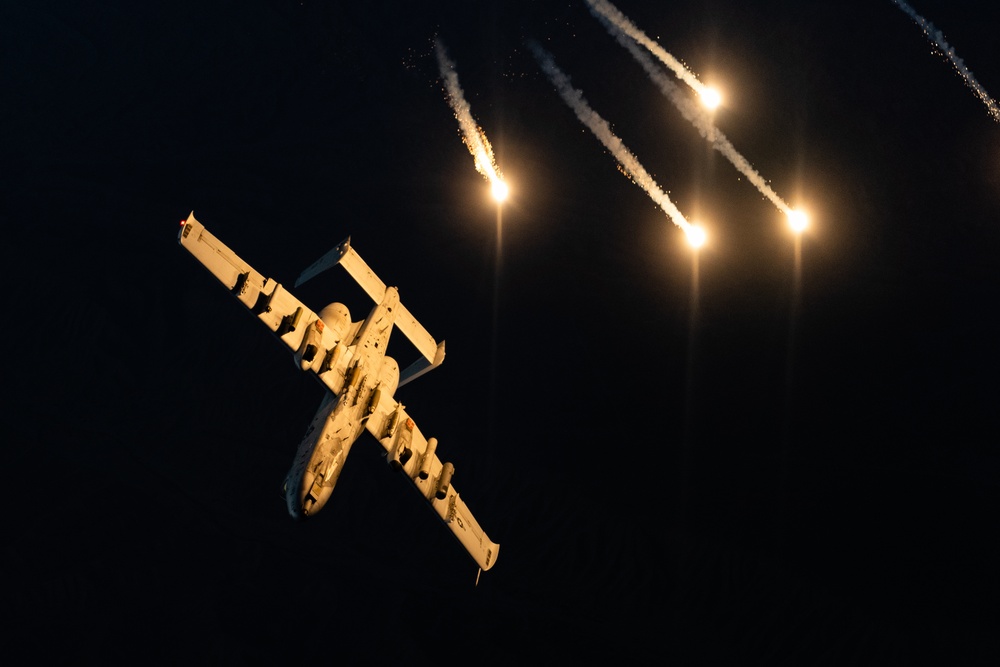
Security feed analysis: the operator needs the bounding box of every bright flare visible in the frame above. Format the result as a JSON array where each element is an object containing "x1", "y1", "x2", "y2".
[
  {"x1": 787, "y1": 210, "x2": 808, "y2": 233},
  {"x1": 700, "y1": 87, "x2": 722, "y2": 110},
  {"x1": 491, "y1": 179, "x2": 509, "y2": 202},
  {"x1": 685, "y1": 225, "x2": 707, "y2": 248},
  {"x1": 435, "y1": 39, "x2": 507, "y2": 189},
  {"x1": 588, "y1": 1, "x2": 797, "y2": 221}
]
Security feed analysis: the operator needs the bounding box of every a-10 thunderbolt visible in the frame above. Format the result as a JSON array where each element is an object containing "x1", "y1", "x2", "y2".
[{"x1": 178, "y1": 213, "x2": 498, "y2": 573}]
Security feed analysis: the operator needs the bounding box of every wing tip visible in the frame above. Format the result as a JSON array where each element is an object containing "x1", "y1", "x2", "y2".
[{"x1": 483, "y1": 542, "x2": 499, "y2": 572}]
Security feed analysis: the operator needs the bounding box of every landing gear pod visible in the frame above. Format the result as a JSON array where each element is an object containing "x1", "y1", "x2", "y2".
[{"x1": 295, "y1": 319, "x2": 325, "y2": 371}]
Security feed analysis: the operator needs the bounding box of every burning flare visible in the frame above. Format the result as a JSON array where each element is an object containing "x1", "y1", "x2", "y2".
[
  {"x1": 530, "y1": 41, "x2": 696, "y2": 238},
  {"x1": 435, "y1": 39, "x2": 508, "y2": 195}
]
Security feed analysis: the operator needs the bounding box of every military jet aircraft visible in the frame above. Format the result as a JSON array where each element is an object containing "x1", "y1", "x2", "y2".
[{"x1": 178, "y1": 212, "x2": 498, "y2": 572}]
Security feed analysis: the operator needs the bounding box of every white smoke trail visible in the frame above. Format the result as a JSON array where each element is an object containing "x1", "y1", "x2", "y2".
[
  {"x1": 528, "y1": 41, "x2": 693, "y2": 234},
  {"x1": 584, "y1": 0, "x2": 712, "y2": 102},
  {"x1": 434, "y1": 39, "x2": 505, "y2": 185},
  {"x1": 592, "y1": 8, "x2": 793, "y2": 215},
  {"x1": 892, "y1": 0, "x2": 1000, "y2": 122}
]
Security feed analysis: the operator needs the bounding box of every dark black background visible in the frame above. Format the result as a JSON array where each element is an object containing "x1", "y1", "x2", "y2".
[{"x1": 4, "y1": 1, "x2": 999, "y2": 662}]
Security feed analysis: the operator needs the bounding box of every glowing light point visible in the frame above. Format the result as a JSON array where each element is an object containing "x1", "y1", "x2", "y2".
[
  {"x1": 700, "y1": 87, "x2": 722, "y2": 110},
  {"x1": 685, "y1": 225, "x2": 707, "y2": 249},
  {"x1": 787, "y1": 210, "x2": 809, "y2": 233},
  {"x1": 491, "y1": 179, "x2": 509, "y2": 202}
]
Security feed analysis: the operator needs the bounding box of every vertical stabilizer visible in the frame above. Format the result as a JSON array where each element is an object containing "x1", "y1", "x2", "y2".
[{"x1": 296, "y1": 237, "x2": 386, "y2": 303}]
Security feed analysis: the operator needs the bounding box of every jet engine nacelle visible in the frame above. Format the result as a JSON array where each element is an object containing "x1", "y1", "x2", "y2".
[
  {"x1": 293, "y1": 302, "x2": 353, "y2": 372},
  {"x1": 377, "y1": 357, "x2": 400, "y2": 398},
  {"x1": 318, "y1": 302, "x2": 351, "y2": 342}
]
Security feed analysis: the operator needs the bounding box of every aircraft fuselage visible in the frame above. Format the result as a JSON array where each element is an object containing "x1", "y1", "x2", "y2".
[{"x1": 284, "y1": 286, "x2": 401, "y2": 518}]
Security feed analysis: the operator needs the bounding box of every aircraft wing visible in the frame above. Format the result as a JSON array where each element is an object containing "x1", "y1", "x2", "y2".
[
  {"x1": 365, "y1": 394, "x2": 499, "y2": 572},
  {"x1": 178, "y1": 212, "x2": 352, "y2": 396}
]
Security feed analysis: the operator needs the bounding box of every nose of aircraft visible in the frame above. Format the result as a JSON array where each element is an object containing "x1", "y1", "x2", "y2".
[
  {"x1": 289, "y1": 470, "x2": 333, "y2": 519},
  {"x1": 285, "y1": 471, "x2": 312, "y2": 520},
  {"x1": 300, "y1": 496, "x2": 315, "y2": 517}
]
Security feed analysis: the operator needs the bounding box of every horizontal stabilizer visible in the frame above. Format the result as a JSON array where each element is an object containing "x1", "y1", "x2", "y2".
[{"x1": 297, "y1": 237, "x2": 443, "y2": 378}]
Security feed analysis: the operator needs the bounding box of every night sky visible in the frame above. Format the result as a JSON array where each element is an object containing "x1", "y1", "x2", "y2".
[{"x1": 5, "y1": 1, "x2": 1000, "y2": 663}]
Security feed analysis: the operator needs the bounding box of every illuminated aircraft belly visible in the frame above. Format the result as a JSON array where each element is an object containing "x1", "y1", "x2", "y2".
[{"x1": 285, "y1": 398, "x2": 363, "y2": 518}]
